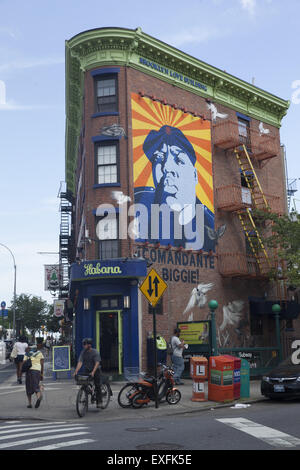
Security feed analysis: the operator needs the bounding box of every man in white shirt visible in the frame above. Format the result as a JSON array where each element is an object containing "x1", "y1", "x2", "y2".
[{"x1": 171, "y1": 328, "x2": 185, "y2": 385}]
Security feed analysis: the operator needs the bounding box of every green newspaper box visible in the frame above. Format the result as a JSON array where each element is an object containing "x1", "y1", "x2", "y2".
[{"x1": 240, "y1": 359, "x2": 250, "y2": 398}]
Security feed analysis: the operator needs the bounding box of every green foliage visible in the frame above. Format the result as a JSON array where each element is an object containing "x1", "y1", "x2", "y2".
[
  {"x1": 252, "y1": 209, "x2": 300, "y2": 287},
  {"x1": 14, "y1": 294, "x2": 48, "y2": 340},
  {"x1": 44, "y1": 304, "x2": 60, "y2": 333}
]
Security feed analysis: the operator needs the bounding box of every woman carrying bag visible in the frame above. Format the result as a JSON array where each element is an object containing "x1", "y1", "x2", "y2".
[
  {"x1": 12, "y1": 336, "x2": 28, "y2": 384},
  {"x1": 22, "y1": 338, "x2": 44, "y2": 409}
]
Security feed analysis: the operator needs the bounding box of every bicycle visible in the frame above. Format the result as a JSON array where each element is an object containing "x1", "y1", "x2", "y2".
[{"x1": 75, "y1": 374, "x2": 112, "y2": 417}]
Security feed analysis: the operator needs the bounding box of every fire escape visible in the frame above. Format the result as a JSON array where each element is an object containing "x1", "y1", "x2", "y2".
[
  {"x1": 59, "y1": 184, "x2": 75, "y2": 299},
  {"x1": 214, "y1": 119, "x2": 284, "y2": 290}
]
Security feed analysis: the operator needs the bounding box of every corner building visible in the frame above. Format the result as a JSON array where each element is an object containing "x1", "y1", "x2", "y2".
[{"x1": 64, "y1": 27, "x2": 299, "y2": 377}]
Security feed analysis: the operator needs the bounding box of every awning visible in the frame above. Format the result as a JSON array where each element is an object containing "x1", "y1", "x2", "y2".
[{"x1": 249, "y1": 297, "x2": 300, "y2": 319}]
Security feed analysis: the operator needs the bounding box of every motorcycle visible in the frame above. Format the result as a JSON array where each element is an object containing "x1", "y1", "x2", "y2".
[{"x1": 118, "y1": 365, "x2": 181, "y2": 408}]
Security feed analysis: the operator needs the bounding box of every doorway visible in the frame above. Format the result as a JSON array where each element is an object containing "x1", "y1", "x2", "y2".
[{"x1": 96, "y1": 310, "x2": 122, "y2": 375}]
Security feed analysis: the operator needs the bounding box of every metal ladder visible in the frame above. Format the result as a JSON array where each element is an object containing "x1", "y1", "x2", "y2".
[{"x1": 234, "y1": 145, "x2": 271, "y2": 275}]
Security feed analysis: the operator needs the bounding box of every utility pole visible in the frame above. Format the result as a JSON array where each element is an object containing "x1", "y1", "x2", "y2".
[{"x1": 0, "y1": 244, "x2": 17, "y2": 340}]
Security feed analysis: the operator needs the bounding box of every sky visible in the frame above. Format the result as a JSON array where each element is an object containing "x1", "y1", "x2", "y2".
[{"x1": 0, "y1": 0, "x2": 299, "y2": 308}]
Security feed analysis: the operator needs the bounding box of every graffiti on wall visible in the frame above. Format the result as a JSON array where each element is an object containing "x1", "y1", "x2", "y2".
[
  {"x1": 183, "y1": 283, "x2": 214, "y2": 316},
  {"x1": 218, "y1": 300, "x2": 250, "y2": 348},
  {"x1": 132, "y1": 93, "x2": 214, "y2": 251}
]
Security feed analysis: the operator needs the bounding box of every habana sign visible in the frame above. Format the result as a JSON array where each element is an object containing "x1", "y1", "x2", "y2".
[{"x1": 84, "y1": 263, "x2": 122, "y2": 276}]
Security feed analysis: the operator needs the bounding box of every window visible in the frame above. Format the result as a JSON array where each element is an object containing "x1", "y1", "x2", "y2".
[
  {"x1": 95, "y1": 75, "x2": 118, "y2": 113},
  {"x1": 96, "y1": 143, "x2": 118, "y2": 184},
  {"x1": 97, "y1": 215, "x2": 119, "y2": 260},
  {"x1": 238, "y1": 118, "x2": 251, "y2": 148}
]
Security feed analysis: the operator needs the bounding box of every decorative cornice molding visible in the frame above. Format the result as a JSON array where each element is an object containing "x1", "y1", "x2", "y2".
[{"x1": 65, "y1": 27, "x2": 290, "y2": 193}]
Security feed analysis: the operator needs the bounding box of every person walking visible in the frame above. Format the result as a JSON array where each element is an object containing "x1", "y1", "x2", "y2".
[
  {"x1": 171, "y1": 328, "x2": 185, "y2": 385},
  {"x1": 45, "y1": 336, "x2": 51, "y2": 358},
  {"x1": 23, "y1": 338, "x2": 44, "y2": 409},
  {"x1": 74, "y1": 338, "x2": 102, "y2": 407},
  {"x1": 13, "y1": 335, "x2": 28, "y2": 384}
]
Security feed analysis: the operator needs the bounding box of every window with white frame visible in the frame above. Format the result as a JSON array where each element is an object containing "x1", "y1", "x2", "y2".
[
  {"x1": 97, "y1": 215, "x2": 119, "y2": 260},
  {"x1": 96, "y1": 143, "x2": 118, "y2": 184},
  {"x1": 95, "y1": 76, "x2": 118, "y2": 113}
]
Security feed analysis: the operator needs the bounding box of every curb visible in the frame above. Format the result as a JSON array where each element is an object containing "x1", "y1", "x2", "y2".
[{"x1": 0, "y1": 397, "x2": 267, "y2": 422}]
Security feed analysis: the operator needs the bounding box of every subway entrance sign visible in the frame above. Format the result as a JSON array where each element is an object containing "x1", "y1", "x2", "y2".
[{"x1": 139, "y1": 268, "x2": 167, "y2": 307}]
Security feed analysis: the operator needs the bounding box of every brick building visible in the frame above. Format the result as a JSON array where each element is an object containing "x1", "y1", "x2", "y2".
[{"x1": 62, "y1": 27, "x2": 298, "y2": 377}]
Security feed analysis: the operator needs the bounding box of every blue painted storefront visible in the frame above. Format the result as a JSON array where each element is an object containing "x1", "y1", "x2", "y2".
[{"x1": 69, "y1": 258, "x2": 147, "y2": 375}]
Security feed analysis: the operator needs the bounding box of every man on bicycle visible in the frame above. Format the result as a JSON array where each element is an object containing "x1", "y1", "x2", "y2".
[{"x1": 74, "y1": 338, "x2": 102, "y2": 407}]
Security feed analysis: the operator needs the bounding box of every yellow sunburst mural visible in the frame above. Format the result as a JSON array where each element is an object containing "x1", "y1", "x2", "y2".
[{"x1": 131, "y1": 92, "x2": 214, "y2": 214}]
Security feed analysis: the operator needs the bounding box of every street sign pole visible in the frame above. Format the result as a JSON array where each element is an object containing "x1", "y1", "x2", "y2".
[
  {"x1": 152, "y1": 304, "x2": 159, "y2": 409},
  {"x1": 139, "y1": 268, "x2": 168, "y2": 410}
]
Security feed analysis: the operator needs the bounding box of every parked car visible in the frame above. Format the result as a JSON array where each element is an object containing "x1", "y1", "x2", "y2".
[
  {"x1": 4, "y1": 340, "x2": 14, "y2": 360},
  {"x1": 261, "y1": 355, "x2": 300, "y2": 399}
]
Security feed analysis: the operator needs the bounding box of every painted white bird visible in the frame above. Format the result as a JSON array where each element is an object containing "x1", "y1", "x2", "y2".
[
  {"x1": 187, "y1": 312, "x2": 194, "y2": 322},
  {"x1": 206, "y1": 102, "x2": 228, "y2": 122},
  {"x1": 111, "y1": 191, "x2": 131, "y2": 204},
  {"x1": 183, "y1": 283, "x2": 214, "y2": 315},
  {"x1": 100, "y1": 123, "x2": 126, "y2": 137},
  {"x1": 205, "y1": 224, "x2": 226, "y2": 244},
  {"x1": 259, "y1": 122, "x2": 270, "y2": 135},
  {"x1": 219, "y1": 300, "x2": 244, "y2": 332}
]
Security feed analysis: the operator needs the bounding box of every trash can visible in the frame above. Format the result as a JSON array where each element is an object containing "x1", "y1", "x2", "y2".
[
  {"x1": 223, "y1": 355, "x2": 241, "y2": 400},
  {"x1": 240, "y1": 359, "x2": 250, "y2": 398},
  {"x1": 190, "y1": 356, "x2": 208, "y2": 402},
  {"x1": 208, "y1": 355, "x2": 234, "y2": 402},
  {"x1": 147, "y1": 335, "x2": 167, "y2": 370}
]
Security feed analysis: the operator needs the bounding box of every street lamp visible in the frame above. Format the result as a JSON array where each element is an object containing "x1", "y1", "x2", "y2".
[
  {"x1": 272, "y1": 303, "x2": 282, "y2": 363},
  {"x1": 208, "y1": 300, "x2": 219, "y2": 356},
  {"x1": 0, "y1": 243, "x2": 16, "y2": 340}
]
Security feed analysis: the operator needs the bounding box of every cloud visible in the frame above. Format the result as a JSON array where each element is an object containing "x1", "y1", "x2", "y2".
[
  {"x1": 0, "y1": 57, "x2": 64, "y2": 74},
  {"x1": 162, "y1": 26, "x2": 227, "y2": 47},
  {"x1": 239, "y1": 0, "x2": 256, "y2": 16},
  {"x1": 0, "y1": 27, "x2": 19, "y2": 39}
]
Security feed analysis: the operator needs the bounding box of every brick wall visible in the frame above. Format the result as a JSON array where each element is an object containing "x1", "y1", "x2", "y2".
[{"x1": 73, "y1": 64, "x2": 290, "y2": 369}]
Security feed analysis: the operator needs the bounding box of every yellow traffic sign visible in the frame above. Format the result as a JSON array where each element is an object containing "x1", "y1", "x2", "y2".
[{"x1": 139, "y1": 268, "x2": 168, "y2": 307}]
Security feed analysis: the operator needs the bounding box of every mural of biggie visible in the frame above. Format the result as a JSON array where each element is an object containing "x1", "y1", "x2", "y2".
[{"x1": 132, "y1": 93, "x2": 215, "y2": 250}]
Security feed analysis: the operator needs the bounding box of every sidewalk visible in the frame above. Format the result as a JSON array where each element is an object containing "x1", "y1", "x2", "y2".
[{"x1": 0, "y1": 360, "x2": 266, "y2": 422}]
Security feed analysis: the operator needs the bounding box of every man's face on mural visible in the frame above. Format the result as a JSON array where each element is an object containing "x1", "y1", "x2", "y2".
[{"x1": 152, "y1": 143, "x2": 198, "y2": 210}]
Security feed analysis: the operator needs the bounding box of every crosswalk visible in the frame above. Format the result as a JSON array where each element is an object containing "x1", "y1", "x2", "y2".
[
  {"x1": 217, "y1": 417, "x2": 300, "y2": 448},
  {"x1": 0, "y1": 421, "x2": 96, "y2": 450}
]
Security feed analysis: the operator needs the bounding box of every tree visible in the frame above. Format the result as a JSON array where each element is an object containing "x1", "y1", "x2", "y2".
[
  {"x1": 253, "y1": 209, "x2": 300, "y2": 288},
  {"x1": 44, "y1": 304, "x2": 60, "y2": 334},
  {"x1": 14, "y1": 294, "x2": 48, "y2": 341}
]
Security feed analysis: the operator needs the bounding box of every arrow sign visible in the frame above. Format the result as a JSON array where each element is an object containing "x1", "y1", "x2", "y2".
[
  {"x1": 139, "y1": 268, "x2": 167, "y2": 307},
  {"x1": 153, "y1": 277, "x2": 159, "y2": 297},
  {"x1": 147, "y1": 277, "x2": 153, "y2": 297}
]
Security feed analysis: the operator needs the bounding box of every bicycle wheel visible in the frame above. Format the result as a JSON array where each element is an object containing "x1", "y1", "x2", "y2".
[
  {"x1": 166, "y1": 389, "x2": 181, "y2": 405},
  {"x1": 76, "y1": 387, "x2": 88, "y2": 417},
  {"x1": 100, "y1": 383, "x2": 111, "y2": 409},
  {"x1": 132, "y1": 392, "x2": 146, "y2": 408},
  {"x1": 117, "y1": 383, "x2": 139, "y2": 408}
]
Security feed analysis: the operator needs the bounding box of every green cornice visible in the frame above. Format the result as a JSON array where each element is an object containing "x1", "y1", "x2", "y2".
[{"x1": 65, "y1": 27, "x2": 290, "y2": 193}]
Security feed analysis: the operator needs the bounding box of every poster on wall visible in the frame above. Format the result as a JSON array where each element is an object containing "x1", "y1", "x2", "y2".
[
  {"x1": 44, "y1": 265, "x2": 60, "y2": 291},
  {"x1": 177, "y1": 321, "x2": 210, "y2": 345},
  {"x1": 53, "y1": 299, "x2": 64, "y2": 318},
  {"x1": 131, "y1": 93, "x2": 214, "y2": 251}
]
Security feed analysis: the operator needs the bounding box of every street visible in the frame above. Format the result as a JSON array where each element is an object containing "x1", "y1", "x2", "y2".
[
  {"x1": 1, "y1": 400, "x2": 300, "y2": 451},
  {"x1": 0, "y1": 362, "x2": 16, "y2": 385}
]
